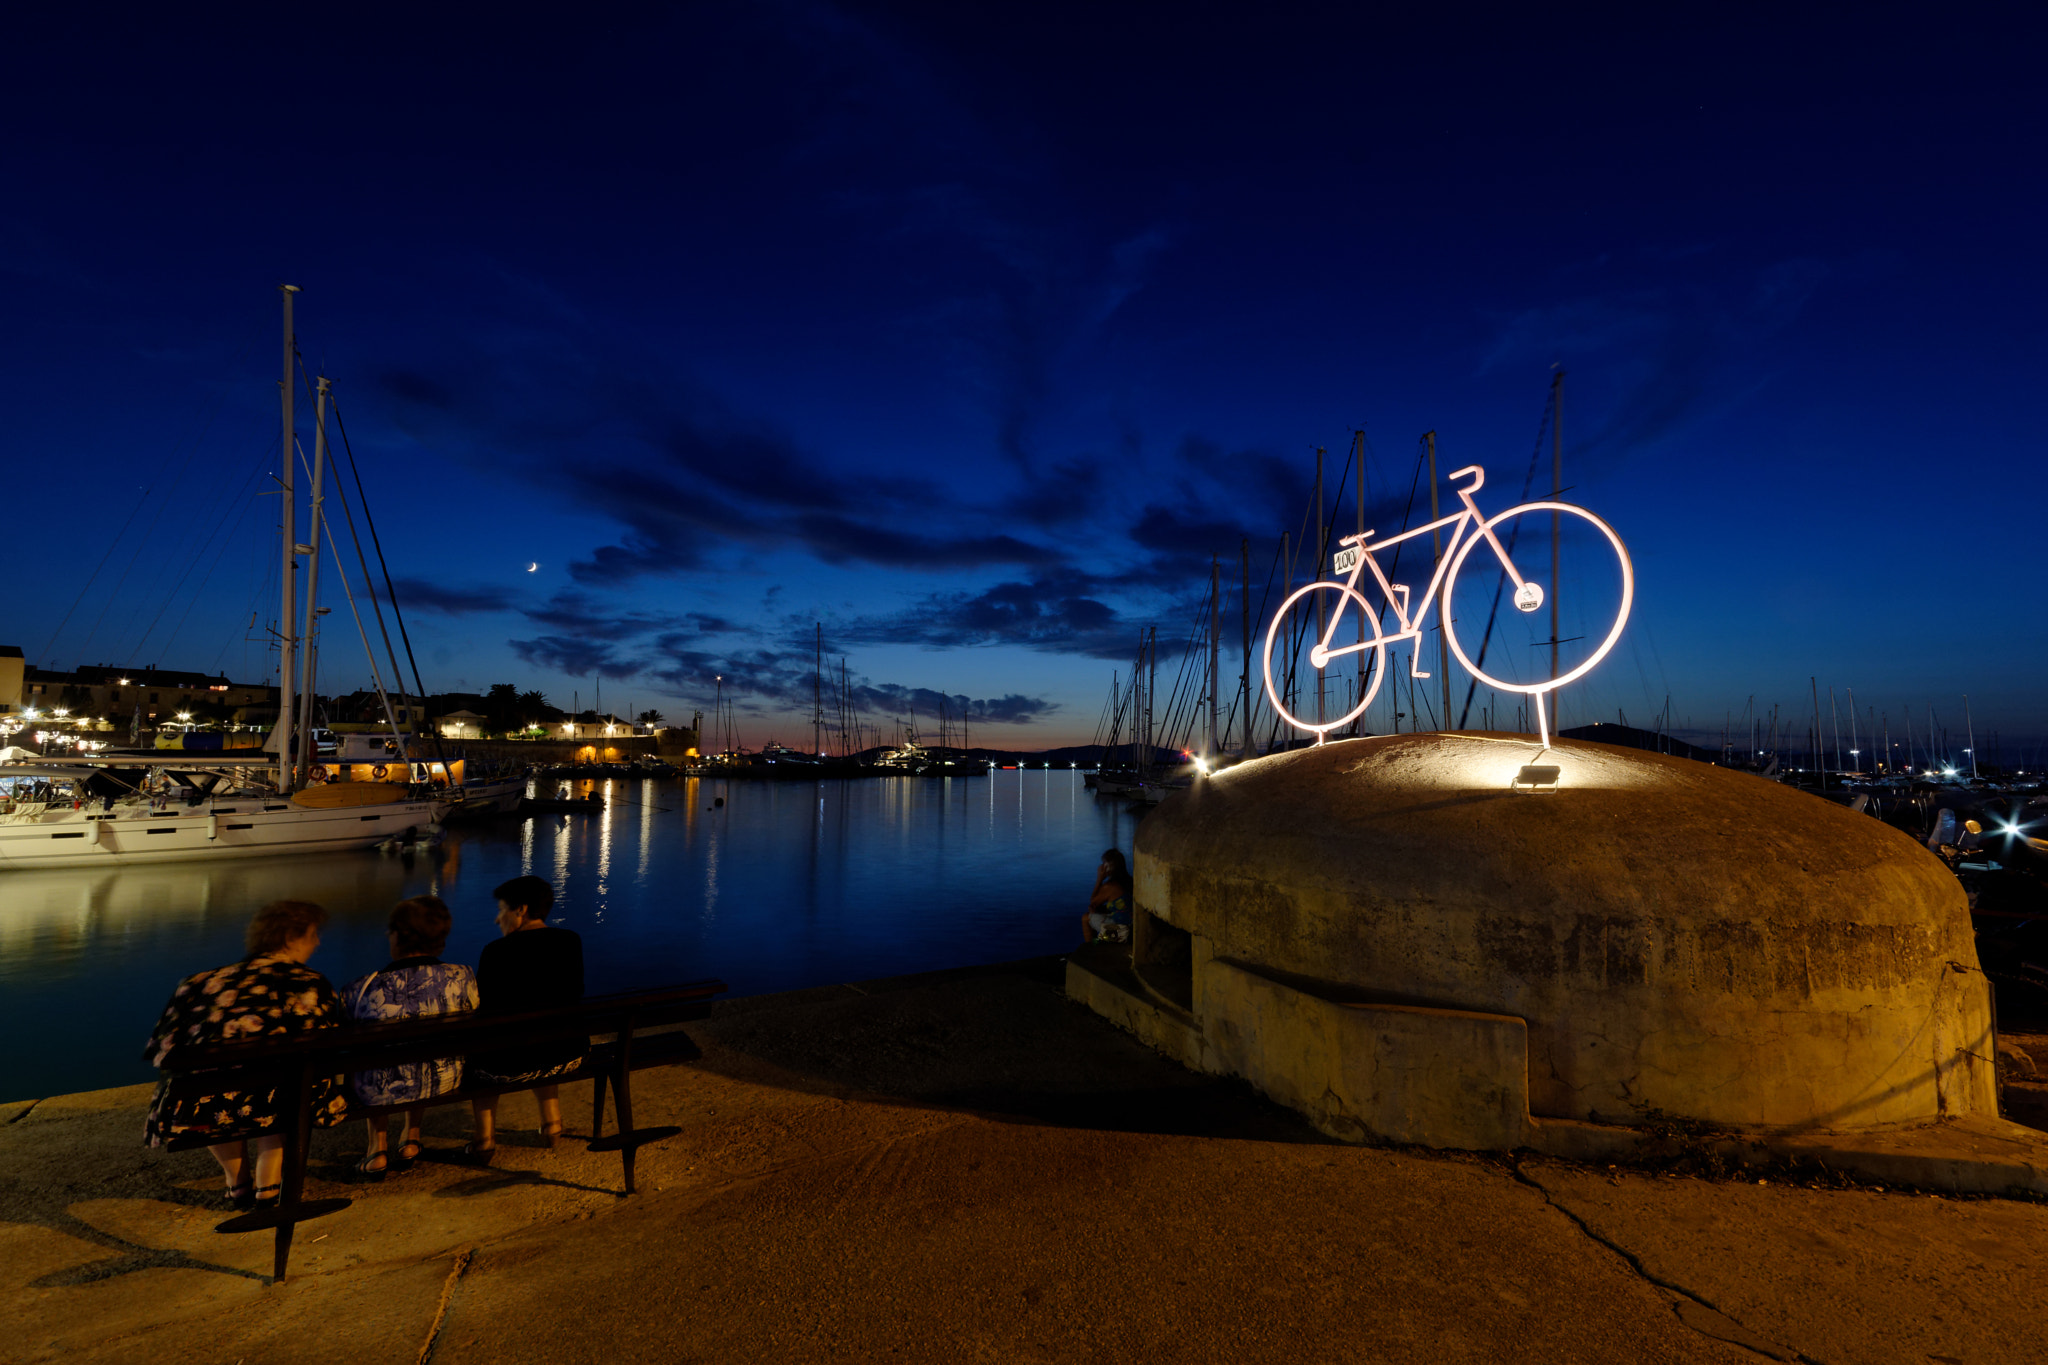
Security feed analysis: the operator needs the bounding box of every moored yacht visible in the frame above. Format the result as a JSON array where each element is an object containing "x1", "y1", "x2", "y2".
[{"x1": 0, "y1": 288, "x2": 446, "y2": 869}]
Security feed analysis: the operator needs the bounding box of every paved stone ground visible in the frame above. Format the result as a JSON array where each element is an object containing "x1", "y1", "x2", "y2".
[{"x1": 3, "y1": 959, "x2": 2045, "y2": 1364}]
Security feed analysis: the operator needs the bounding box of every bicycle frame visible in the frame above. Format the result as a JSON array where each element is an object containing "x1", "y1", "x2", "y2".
[
  {"x1": 1313, "y1": 465, "x2": 1520, "y2": 676},
  {"x1": 1263, "y1": 460, "x2": 1631, "y2": 751}
]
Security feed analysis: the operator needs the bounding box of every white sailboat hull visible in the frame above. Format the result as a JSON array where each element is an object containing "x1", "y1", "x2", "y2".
[{"x1": 0, "y1": 799, "x2": 440, "y2": 870}]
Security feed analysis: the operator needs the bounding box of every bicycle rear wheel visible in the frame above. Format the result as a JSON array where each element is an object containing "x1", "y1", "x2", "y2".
[
  {"x1": 1261, "y1": 581, "x2": 1387, "y2": 738},
  {"x1": 1442, "y1": 501, "x2": 1632, "y2": 695}
]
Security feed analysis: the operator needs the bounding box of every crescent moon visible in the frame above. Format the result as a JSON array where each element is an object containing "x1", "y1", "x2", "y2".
[{"x1": 527, "y1": 562, "x2": 539, "y2": 572}]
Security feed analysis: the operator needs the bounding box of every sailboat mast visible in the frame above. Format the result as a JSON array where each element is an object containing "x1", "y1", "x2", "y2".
[
  {"x1": 1426, "y1": 430, "x2": 1450, "y2": 730},
  {"x1": 1147, "y1": 625, "x2": 1157, "y2": 780},
  {"x1": 1550, "y1": 371, "x2": 1563, "y2": 712},
  {"x1": 293, "y1": 377, "x2": 331, "y2": 789},
  {"x1": 1314, "y1": 447, "x2": 1325, "y2": 730},
  {"x1": 277, "y1": 285, "x2": 300, "y2": 792},
  {"x1": 1965, "y1": 694, "x2": 1977, "y2": 778},
  {"x1": 1847, "y1": 687, "x2": 1859, "y2": 770},
  {"x1": 1354, "y1": 430, "x2": 1366, "y2": 736},
  {"x1": 1239, "y1": 537, "x2": 1251, "y2": 761},
  {"x1": 1208, "y1": 554, "x2": 1220, "y2": 758},
  {"x1": 814, "y1": 623, "x2": 822, "y2": 758}
]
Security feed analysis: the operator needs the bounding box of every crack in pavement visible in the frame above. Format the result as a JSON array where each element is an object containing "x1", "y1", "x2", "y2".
[
  {"x1": 416, "y1": 1248, "x2": 473, "y2": 1365},
  {"x1": 1510, "y1": 1159, "x2": 1815, "y2": 1364}
]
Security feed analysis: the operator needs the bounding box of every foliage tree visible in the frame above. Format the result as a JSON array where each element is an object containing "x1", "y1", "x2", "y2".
[{"x1": 484, "y1": 682, "x2": 522, "y2": 733}]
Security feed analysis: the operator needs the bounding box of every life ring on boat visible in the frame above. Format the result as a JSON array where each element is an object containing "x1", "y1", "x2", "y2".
[
  {"x1": 309, "y1": 766, "x2": 330, "y2": 783},
  {"x1": 371, "y1": 765, "x2": 388, "y2": 781}
]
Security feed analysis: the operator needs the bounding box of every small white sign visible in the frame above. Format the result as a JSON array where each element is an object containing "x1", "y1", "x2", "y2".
[{"x1": 1332, "y1": 546, "x2": 1361, "y2": 575}]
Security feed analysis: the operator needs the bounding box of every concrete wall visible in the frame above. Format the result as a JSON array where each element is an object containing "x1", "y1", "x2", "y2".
[
  {"x1": 1198, "y1": 955, "x2": 1530, "y2": 1149},
  {"x1": 436, "y1": 737, "x2": 659, "y2": 766},
  {"x1": 1131, "y1": 734, "x2": 1999, "y2": 1134},
  {"x1": 1067, "y1": 937, "x2": 1530, "y2": 1150}
]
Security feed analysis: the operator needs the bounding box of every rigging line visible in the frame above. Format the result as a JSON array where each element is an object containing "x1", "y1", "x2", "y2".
[
  {"x1": 1250, "y1": 533, "x2": 1286, "y2": 749},
  {"x1": 83, "y1": 377, "x2": 246, "y2": 666},
  {"x1": 131, "y1": 443, "x2": 274, "y2": 663},
  {"x1": 220, "y1": 511, "x2": 281, "y2": 672},
  {"x1": 38, "y1": 484, "x2": 152, "y2": 665},
  {"x1": 330, "y1": 398, "x2": 452, "y2": 774},
  {"x1": 316, "y1": 502, "x2": 409, "y2": 741},
  {"x1": 1456, "y1": 389, "x2": 1551, "y2": 728},
  {"x1": 1316, "y1": 445, "x2": 1355, "y2": 577},
  {"x1": 155, "y1": 464, "x2": 268, "y2": 666},
  {"x1": 310, "y1": 379, "x2": 410, "y2": 706}
]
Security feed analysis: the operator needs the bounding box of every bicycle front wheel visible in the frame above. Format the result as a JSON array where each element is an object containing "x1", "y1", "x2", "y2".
[
  {"x1": 1261, "y1": 580, "x2": 1387, "y2": 738},
  {"x1": 1442, "y1": 500, "x2": 1632, "y2": 696}
]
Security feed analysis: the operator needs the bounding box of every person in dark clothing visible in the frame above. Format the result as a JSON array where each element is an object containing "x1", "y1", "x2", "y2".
[{"x1": 465, "y1": 875, "x2": 586, "y2": 1163}]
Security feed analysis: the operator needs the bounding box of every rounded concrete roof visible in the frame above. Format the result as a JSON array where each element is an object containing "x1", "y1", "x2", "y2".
[{"x1": 1137, "y1": 733, "x2": 1994, "y2": 1130}]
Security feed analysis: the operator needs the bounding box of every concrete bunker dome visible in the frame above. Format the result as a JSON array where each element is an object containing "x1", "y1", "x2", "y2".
[{"x1": 1127, "y1": 733, "x2": 1996, "y2": 1137}]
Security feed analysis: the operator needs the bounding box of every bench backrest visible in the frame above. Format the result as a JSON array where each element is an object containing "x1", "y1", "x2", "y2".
[{"x1": 158, "y1": 978, "x2": 726, "y2": 1075}]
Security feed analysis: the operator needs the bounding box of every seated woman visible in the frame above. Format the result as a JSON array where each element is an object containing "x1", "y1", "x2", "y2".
[
  {"x1": 1083, "y1": 847, "x2": 1135, "y2": 944},
  {"x1": 341, "y1": 895, "x2": 479, "y2": 1180},
  {"x1": 142, "y1": 900, "x2": 350, "y2": 1209},
  {"x1": 467, "y1": 875, "x2": 585, "y2": 1163}
]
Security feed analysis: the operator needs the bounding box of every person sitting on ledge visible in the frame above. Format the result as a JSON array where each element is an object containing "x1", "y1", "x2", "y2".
[
  {"x1": 465, "y1": 875, "x2": 586, "y2": 1164},
  {"x1": 1083, "y1": 847, "x2": 1135, "y2": 944},
  {"x1": 142, "y1": 900, "x2": 350, "y2": 1209},
  {"x1": 341, "y1": 895, "x2": 478, "y2": 1181}
]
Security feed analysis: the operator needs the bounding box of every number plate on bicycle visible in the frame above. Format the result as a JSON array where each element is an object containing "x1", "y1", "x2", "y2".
[{"x1": 1331, "y1": 546, "x2": 1361, "y2": 575}]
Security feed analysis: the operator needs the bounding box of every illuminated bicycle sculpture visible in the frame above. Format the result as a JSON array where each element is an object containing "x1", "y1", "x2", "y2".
[{"x1": 1261, "y1": 464, "x2": 1632, "y2": 750}]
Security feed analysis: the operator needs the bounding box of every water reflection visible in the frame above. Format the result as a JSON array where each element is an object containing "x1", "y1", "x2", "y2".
[{"x1": 1, "y1": 770, "x2": 1136, "y2": 1101}]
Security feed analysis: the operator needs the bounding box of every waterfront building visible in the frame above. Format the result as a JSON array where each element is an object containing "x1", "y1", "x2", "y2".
[{"x1": 2, "y1": 654, "x2": 278, "y2": 727}]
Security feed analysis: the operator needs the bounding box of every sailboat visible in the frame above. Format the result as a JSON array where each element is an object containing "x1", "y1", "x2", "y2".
[{"x1": 0, "y1": 288, "x2": 442, "y2": 870}]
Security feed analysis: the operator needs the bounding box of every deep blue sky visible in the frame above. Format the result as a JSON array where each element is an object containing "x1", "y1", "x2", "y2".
[{"x1": 5, "y1": 5, "x2": 2044, "y2": 754}]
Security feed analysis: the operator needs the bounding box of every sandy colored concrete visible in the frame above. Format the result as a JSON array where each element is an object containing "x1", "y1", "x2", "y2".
[
  {"x1": 2, "y1": 959, "x2": 2044, "y2": 1364},
  {"x1": 1135, "y1": 734, "x2": 1997, "y2": 1131}
]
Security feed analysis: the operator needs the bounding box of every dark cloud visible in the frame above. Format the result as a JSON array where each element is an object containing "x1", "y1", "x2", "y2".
[
  {"x1": 794, "y1": 514, "x2": 1061, "y2": 570},
  {"x1": 839, "y1": 569, "x2": 1136, "y2": 659},
  {"x1": 506, "y1": 634, "x2": 644, "y2": 678},
  {"x1": 1476, "y1": 257, "x2": 1843, "y2": 477},
  {"x1": 380, "y1": 369, "x2": 455, "y2": 411},
  {"x1": 1002, "y1": 455, "x2": 1104, "y2": 527},
  {"x1": 519, "y1": 589, "x2": 688, "y2": 637},
  {"x1": 387, "y1": 577, "x2": 517, "y2": 615},
  {"x1": 636, "y1": 634, "x2": 1057, "y2": 725}
]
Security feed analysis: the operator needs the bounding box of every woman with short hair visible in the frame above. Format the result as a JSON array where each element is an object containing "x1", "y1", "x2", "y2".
[
  {"x1": 341, "y1": 895, "x2": 479, "y2": 1179},
  {"x1": 142, "y1": 900, "x2": 350, "y2": 1209}
]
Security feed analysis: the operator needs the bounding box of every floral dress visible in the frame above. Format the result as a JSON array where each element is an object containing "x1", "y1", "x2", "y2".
[
  {"x1": 340, "y1": 957, "x2": 479, "y2": 1106},
  {"x1": 142, "y1": 956, "x2": 350, "y2": 1147}
]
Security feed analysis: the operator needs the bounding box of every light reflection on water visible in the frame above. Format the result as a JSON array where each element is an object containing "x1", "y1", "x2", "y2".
[{"x1": 0, "y1": 771, "x2": 1136, "y2": 1102}]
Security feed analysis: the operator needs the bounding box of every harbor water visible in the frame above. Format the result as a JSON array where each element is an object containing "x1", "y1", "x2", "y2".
[{"x1": 0, "y1": 770, "x2": 1137, "y2": 1103}]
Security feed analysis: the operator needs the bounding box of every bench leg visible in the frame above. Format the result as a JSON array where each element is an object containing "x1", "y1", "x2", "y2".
[
  {"x1": 591, "y1": 1068, "x2": 609, "y2": 1142},
  {"x1": 274, "y1": 1065, "x2": 315, "y2": 1281},
  {"x1": 614, "y1": 1040, "x2": 637, "y2": 1195}
]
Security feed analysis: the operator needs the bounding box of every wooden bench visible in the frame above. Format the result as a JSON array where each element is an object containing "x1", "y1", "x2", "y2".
[{"x1": 158, "y1": 978, "x2": 725, "y2": 1281}]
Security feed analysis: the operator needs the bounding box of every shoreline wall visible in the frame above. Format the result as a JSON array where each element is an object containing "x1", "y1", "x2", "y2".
[{"x1": 436, "y1": 737, "x2": 662, "y2": 766}]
